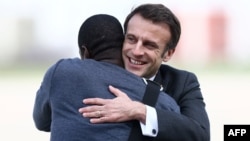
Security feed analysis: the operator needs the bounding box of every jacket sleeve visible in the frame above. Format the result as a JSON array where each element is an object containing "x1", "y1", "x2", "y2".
[
  {"x1": 32, "y1": 62, "x2": 59, "y2": 132},
  {"x1": 155, "y1": 72, "x2": 210, "y2": 141}
]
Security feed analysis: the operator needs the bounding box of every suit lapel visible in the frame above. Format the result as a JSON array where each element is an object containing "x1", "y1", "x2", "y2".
[{"x1": 154, "y1": 66, "x2": 169, "y2": 92}]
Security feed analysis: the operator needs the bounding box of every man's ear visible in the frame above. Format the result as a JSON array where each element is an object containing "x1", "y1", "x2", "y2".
[
  {"x1": 80, "y1": 45, "x2": 89, "y2": 59},
  {"x1": 162, "y1": 48, "x2": 175, "y2": 62}
]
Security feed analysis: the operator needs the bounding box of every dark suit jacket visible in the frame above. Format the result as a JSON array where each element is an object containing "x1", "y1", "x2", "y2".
[{"x1": 153, "y1": 64, "x2": 210, "y2": 141}]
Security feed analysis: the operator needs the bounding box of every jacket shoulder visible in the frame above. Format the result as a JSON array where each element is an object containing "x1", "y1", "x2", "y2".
[
  {"x1": 157, "y1": 64, "x2": 199, "y2": 98},
  {"x1": 159, "y1": 64, "x2": 195, "y2": 77}
]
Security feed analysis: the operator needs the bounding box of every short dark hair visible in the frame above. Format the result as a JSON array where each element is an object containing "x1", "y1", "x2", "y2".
[
  {"x1": 78, "y1": 14, "x2": 124, "y2": 58},
  {"x1": 124, "y1": 4, "x2": 181, "y2": 51}
]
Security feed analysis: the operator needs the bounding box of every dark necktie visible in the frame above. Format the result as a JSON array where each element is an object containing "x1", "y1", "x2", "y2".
[{"x1": 128, "y1": 80, "x2": 161, "y2": 141}]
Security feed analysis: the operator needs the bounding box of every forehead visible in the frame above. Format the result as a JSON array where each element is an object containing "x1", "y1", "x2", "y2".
[{"x1": 127, "y1": 14, "x2": 171, "y2": 45}]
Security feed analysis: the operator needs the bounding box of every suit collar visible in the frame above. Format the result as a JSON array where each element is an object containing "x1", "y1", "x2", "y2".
[{"x1": 154, "y1": 66, "x2": 169, "y2": 92}]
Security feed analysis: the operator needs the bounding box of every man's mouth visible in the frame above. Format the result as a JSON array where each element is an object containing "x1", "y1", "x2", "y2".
[{"x1": 130, "y1": 58, "x2": 144, "y2": 65}]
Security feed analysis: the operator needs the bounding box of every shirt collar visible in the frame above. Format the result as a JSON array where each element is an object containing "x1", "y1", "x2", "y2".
[
  {"x1": 142, "y1": 75, "x2": 156, "y2": 85},
  {"x1": 142, "y1": 75, "x2": 163, "y2": 91}
]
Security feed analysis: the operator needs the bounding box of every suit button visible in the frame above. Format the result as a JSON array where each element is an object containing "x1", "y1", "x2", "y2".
[{"x1": 152, "y1": 129, "x2": 157, "y2": 134}]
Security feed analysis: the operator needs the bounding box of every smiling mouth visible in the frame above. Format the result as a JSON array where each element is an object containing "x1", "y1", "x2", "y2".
[{"x1": 130, "y1": 58, "x2": 144, "y2": 65}]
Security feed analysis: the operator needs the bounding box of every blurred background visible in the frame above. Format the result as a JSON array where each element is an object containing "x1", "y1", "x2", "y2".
[{"x1": 0, "y1": 0, "x2": 249, "y2": 140}]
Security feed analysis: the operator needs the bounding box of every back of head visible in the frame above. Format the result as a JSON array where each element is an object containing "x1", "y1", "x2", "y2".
[
  {"x1": 124, "y1": 4, "x2": 181, "y2": 51},
  {"x1": 78, "y1": 14, "x2": 124, "y2": 66}
]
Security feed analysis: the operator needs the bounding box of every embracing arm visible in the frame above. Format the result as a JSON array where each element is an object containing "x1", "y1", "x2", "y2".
[
  {"x1": 78, "y1": 72, "x2": 209, "y2": 140},
  {"x1": 79, "y1": 85, "x2": 180, "y2": 138}
]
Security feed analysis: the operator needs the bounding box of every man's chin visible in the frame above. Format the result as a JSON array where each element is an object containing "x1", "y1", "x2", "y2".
[{"x1": 132, "y1": 71, "x2": 144, "y2": 77}]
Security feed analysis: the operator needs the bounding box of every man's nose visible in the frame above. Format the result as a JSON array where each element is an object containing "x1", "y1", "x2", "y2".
[{"x1": 132, "y1": 42, "x2": 144, "y2": 56}]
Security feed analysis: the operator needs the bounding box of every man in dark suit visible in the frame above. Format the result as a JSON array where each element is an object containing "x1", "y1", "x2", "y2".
[{"x1": 80, "y1": 4, "x2": 210, "y2": 141}]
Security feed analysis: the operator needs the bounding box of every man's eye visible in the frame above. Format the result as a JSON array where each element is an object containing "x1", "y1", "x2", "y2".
[
  {"x1": 126, "y1": 36, "x2": 136, "y2": 43},
  {"x1": 145, "y1": 43, "x2": 157, "y2": 49}
]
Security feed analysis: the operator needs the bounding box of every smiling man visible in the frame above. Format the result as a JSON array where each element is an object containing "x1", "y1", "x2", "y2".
[
  {"x1": 122, "y1": 13, "x2": 174, "y2": 78},
  {"x1": 80, "y1": 3, "x2": 210, "y2": 141}
]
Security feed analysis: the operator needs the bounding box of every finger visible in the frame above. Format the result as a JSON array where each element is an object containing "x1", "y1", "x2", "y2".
[
  {"x1": 83, "y1": 110, "x2": 100, "y2": 118},
  {"x1": 79, "y1": 108, "x2": 84, "y2": 113},
  {"x1": 108, "y1": 85, "x2": 126, "y2": 97},
  {"x1": 83, "y1": 98, "x2": 107, "y2": 105},
  {"x1": 78, "y1": 105, "x2": 101, "y2": 113},
  {"x1": 79, "y1": 107, "x2": 91, "y2": 113},
  {"x1": 90, "y1": 116, "x2": 108, "y2": 123}
]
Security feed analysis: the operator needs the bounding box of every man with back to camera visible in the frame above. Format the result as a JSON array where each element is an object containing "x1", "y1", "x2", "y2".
[
  {"x1": 33, "y1": 14, "x2": 180, "y2": 141},
  {"x1": 79, "y1": 3, "x2": 210, "y2": 141}
]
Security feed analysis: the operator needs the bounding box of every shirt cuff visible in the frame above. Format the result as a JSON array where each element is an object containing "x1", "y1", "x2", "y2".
[{"x1": 139, "y1": 105, "x2": 158, "y2": 137}]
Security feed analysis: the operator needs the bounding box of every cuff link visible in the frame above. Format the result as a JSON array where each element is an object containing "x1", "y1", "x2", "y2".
[{"x1": 152, "y1": 129, "x2": 157, "y2": 134}]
